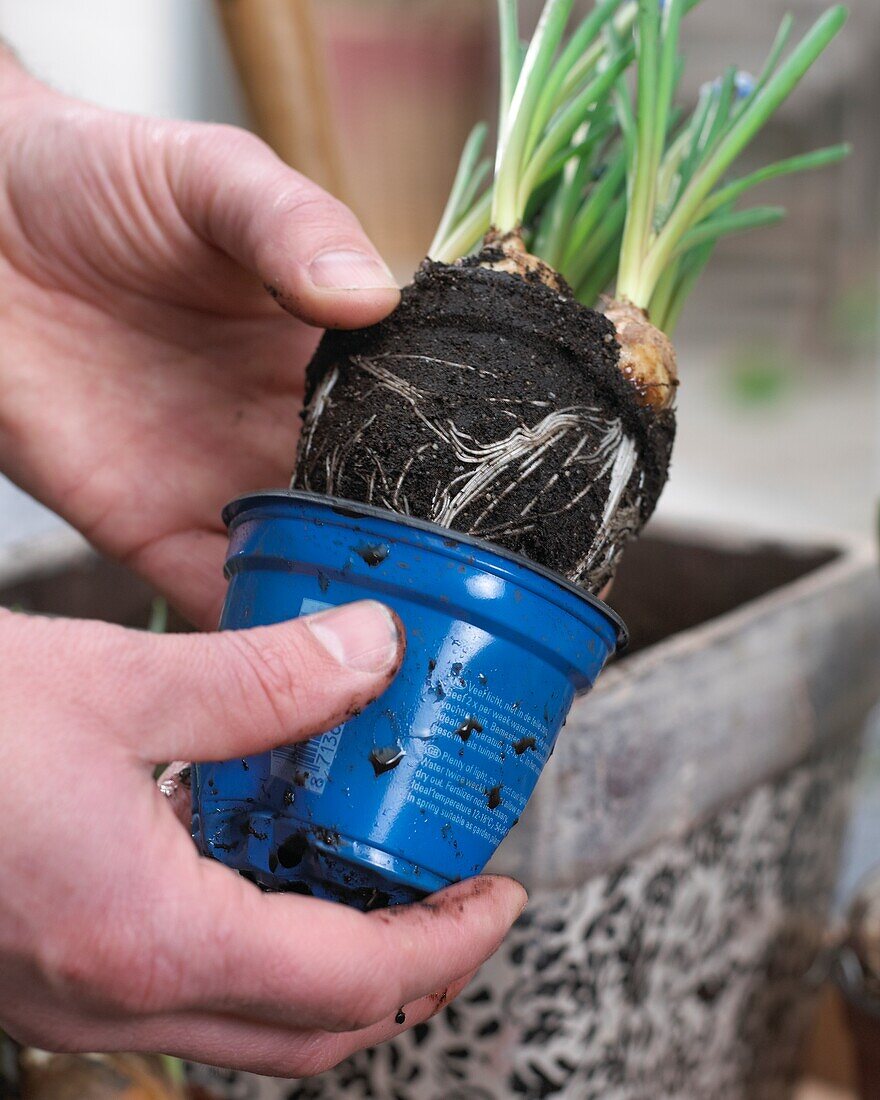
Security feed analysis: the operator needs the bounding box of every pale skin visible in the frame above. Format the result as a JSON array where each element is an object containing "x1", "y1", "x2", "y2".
[{"x1": 0, "y1": 49, "x2": 527, "y2": 1075}]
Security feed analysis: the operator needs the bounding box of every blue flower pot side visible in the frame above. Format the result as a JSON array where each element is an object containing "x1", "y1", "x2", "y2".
[{"x1": 192, "y1": 491, "x2": 626, "y2": 909}]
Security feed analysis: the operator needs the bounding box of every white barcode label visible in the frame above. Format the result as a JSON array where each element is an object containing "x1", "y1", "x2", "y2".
[{"x1": 271, "y1": 725, "x2": 343, "y2": 794}]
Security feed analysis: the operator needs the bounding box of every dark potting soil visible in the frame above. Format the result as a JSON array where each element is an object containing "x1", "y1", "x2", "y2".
[{"x1": 292, "y1": 258, "x2": 675, "y2": 592}]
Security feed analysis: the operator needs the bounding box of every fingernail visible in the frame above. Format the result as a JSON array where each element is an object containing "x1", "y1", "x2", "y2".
[
  {"x1": 305, "y1": 601, "x2": 402, "y2": 673},
  {"x1": 482, "y1": 875, "x2": 529, "y2": 927},
  {"x1": 308, "y1": 249, "x2": 398, "y2": 292}
]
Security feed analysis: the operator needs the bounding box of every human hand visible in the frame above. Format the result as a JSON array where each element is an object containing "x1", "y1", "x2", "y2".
[
  {"x1": 0, "y1": 600, "x2": 526, "y2": 1074},
  {"x1": 0, "y1": 50, "x2": 399, "y2": 628}
]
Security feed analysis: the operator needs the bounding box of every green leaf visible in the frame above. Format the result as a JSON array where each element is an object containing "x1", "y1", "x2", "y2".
[
  {"x1": 526, "y1": 0, "x2": 624, "y2": 159},
  {"x1": 639, "y1": 4, "x2": 848, "y2": 307},
  {"x1": 493, "y1": 0, "x2": 575, "y2": 230},
  {"x1": 574, "y1": 206, "x2": 627, "y2": 304},
  {"x1": 675, "y1": 204, "x2": 786, "y2": 256},
  {"x1": 560, "y1": 0, "x2": 638, "y2": 103},
  {"x1": 655, "y1": 0, "x2": 686, "y2": 160},
  {"x1": 566, "y1": 189, "x2": 628, "y2": 291},
  {"x1": 534, "y1": 147, "x2": 592, "y2": 267},
  {"x1": 562, "y1": 151, "x2": 627, "y2": 272},
  {"x1": 428, "y1": 122, "x2": 489, "y2": 259},
  {"x1": 431, "y1": 191, "x2": 493, "y2": 264},
  {"x1": 498, "y1": 0, "x2": 522, "y2": 138},
  {"x1": 535, "y1": 108, "x2": 615, "y2": 182},
  {"x1": 654, "y1": 238, "x2": 715, "y2": 331},
  {"x1": 699, "y1": 143, "x2": 850, "y2": 219},
  {"x1": 754, "y1": 14, "x2": 795, "y2": 97},
  {"x1": 629, "y1": 0, "x2": 661, "y2": 226},
  {"x1": 518, "y1": 45, "x2": 633, "y2": 207},
  {"x1": 149, "y1": 597, "x2": 168, "y2": 633}
]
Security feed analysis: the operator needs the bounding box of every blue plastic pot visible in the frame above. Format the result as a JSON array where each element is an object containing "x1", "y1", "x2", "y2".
[{"x1": 192, "y1": 491, "x2": 626, "y2": 909}]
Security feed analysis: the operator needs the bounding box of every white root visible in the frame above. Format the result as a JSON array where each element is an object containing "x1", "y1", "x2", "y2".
[
  {"x1": 296, "y1": 352, "x2": 644, "y2": 588},
  {"x1": 296, "y1": 366, "x2": 338, "y2": 472}
]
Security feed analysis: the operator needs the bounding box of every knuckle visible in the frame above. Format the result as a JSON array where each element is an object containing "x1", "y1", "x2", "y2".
[
  {"x1": 275, "y1": 187, "x2": 362, "y2": 237},
  {"x1": 228, "y1": 630, "x2": 305, "y2": 732},
  {"x1": 189, "y1": 121, "x2": 267, "y2": 165}
]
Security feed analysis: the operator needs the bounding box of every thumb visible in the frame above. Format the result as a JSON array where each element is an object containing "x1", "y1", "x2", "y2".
[
  {"x1": 166, "y1": 124, "x2": 400, "y2": 329},
  {"x1": 118, "y1": 600, "x2": 405, "y2": 765}
]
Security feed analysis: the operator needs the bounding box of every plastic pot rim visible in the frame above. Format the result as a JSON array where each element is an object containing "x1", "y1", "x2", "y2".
[{"x1": 222, "y1": 488, "x2": 629, "y2": 652}]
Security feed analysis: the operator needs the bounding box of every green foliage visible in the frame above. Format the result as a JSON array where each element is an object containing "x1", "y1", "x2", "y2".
[
  {"x1": 428, "y1": 0, "x2": 849, "y2": 333},
  {"x1": 725, "y1": 344, "x2": 795, "y2": 408},
  {"x1": 148, "y1": 595, "x2": 168, "y2": 633}
]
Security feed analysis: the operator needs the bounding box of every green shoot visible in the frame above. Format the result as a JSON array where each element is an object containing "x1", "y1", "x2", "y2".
[
  {"x1": 674, "y1": 205, "x2": 786, "y2": 256},
  {"x1": 698, "y1": 144, "x2": 850, "y2": 219},
  {"x1": 428, "y1": 0, "x2": 849, "y2": 335},
  {"x1": 532, "y1": 130, "x2": 592, "y2": 267},
  {"x1": 493, "y1": 0, "x2": 575, "y2": 231},
  {"x1": 498, "y1": 0, "x2": 522, "y2": 139},
  {"x1": 526, "y1": 0, "x2": 626, "y2": 157},
  {"x1": 161, "y1": 1055, "x2": 187, "y2": 1090},
  {"x1": 558, "y1": 1, "x2": 638, "y2": 102},
  {"x1": 753, "y1": 15, "x2": 795, "y2": 98},
  {"x1": 428, "y1": 123, "x2": 490, "y2": 260},
  {"x1": 625, "y1": 4, "x2": 848, "y2": 310},
  {"x1": 148, "y1": 596, "x2": 168, "y2": 633},
  {"x1": 617, "y1": 0, "x2": 664, "y2": 297},
  {"x1": 516, "y1": 45, "x2": 632, "y2": 209}
]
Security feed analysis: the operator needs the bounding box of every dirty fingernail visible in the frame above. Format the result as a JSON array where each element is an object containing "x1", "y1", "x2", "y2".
[
  {"x1": 305, "y1": 600, "x2": 402, "y2": 673},
  {"x1": 309, "y1": 249, "x2": 398, "y2": 292},
  {"x1": 483, "y1": 875, "x2": 529, "y2": 926}
]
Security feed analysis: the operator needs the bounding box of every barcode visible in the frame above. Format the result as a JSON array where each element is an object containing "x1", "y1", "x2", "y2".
[{"x1": 271, "y1": 725, "x2": 343, "y2": 794}]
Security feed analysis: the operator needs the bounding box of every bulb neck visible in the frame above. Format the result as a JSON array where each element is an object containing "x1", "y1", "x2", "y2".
[
  {"x1": 602, "y1": 297, "x2": 678, "y2": 412},
  {"x1": 479, "y1": 228, "x2": 568, "y2": 293}
]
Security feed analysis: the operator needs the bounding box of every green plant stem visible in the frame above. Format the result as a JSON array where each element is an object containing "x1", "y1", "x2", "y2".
[
  {"x1": 537, "y1": 114, "x2": 612, "y2": 185},
  {"x1": 675, "y1": 204, "x2": 786, "y2": 255},
  {"x1": 492, "y1": 0, "x2": 574, "y2": 230},
  {"x1": 534, "y1": 136, "x2": 591, "y2": 267},
  {"x1": 566, "y1": 192, "x2": 627, "y2": 291},
  {"x1": 498, "y1": 0, "x2": 521, "y2": 139},
  {"x1": 754, "y1": 15, "x2": 795, "y2": 96},
  {"x1": 562, "y1": 151, "x2": 626, "y2": 270},
  {"x1": 526, "y1": 0, "x2": 624, "y2": 157},
  {"x1": 655, "y1": 0, "x2": 685, "y2": 170},
  {"x1": 432, "y1": 192, "x2": 493, "y2": 264},
  {"x1": 559, "y1": 1, "x2": 639, "y2": 102},
  {"x1": 698, "y1": 143, "x2": 850, "y2": 219},
  {"x1": 428, "y1": 122, "x2": 489, "y2": 258},
  {"x1": 517, "y1": 46, "x2": 632, "y2": 208},
  {"x1": 655, "y1": 124, "x2": 692, "y2": 212},
  {"x1": 575, "y1": 213, "x2": 626, "y2": 304},
  {"x1": 658, "y1": 239, "x2": 716, "y2": 332},
  {"x1": 635, "y1": 4, "x2": 847, "y2": 306},
  {"x1": 647, "y1": 257, "x2": 682, "y2": 326},
  {"x1": 616, "y1": 0, "x2": 661, "y2": 297}
]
